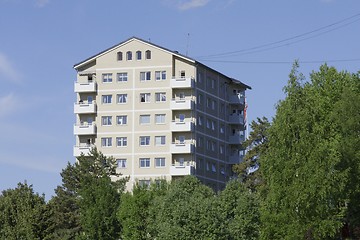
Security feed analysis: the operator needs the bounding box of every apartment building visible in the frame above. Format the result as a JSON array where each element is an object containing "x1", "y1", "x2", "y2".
[{"x1": 73, "y1": 37, "x2": 251, "y2": 191}]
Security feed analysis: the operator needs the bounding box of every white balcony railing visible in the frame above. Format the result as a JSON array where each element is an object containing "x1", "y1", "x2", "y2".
[
  {"x1": 170, "y1": 98, "x2": 193, "y2": 110},
  {"x1": 74, "y1": 81, "x2": 97, "y2": 93},
  {"x1": 73, "y1": 124, "x2": 96, "y2": 135},
  {"x1": 170, "y1": 77, "x2": 194, "y2": 88},
  {"x1": 228, "y1": 134, "x2": 245, "y2": 144},
  {"x1": 170, "y1": 142, "x2": 194, "y2": 154},
  {"x1": 74, "y1": 101, "x2": 97, "y2": 114},
  {"x1": 170, "y1": 165, "x2": 194, "y2": 176},
  {"x1": 228, "y1": 94, "x2": 245, "y2": 105},
  {"x1": 170, "y1": 121, "x2": 193, "y2": 132},
  {"x1": 73, "y1": 144, "x2": 92, "y2": 157},
  {"x1": 228, "y1": 114, "x2": 244, "y2": 125}
]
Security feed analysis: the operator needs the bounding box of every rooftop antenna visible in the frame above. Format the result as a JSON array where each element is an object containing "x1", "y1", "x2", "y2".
[{"x1": 186, "y1": 33, "x2": 190, "y2": 56}]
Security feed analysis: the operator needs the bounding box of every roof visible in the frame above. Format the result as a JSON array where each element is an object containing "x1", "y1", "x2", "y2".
[{"x1": 73, "y1": 36, "x2": 251, "y2": 90}]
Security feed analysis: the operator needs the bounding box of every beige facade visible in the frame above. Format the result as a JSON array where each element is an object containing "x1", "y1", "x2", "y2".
[{"x1": 73, "y1": 37, "x2": 251, "y2": 191}]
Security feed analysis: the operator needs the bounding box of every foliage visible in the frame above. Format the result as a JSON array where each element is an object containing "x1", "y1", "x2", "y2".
[
  {"x1": 217, "y1": 180, "x2": 260, "y2": 240},
  {"x1": 0, "y1": 182, "x2": 47, "y2": 240},
  {"x1": 260, "y1": 62, "x2": 360, "y2": 239},
  {"x1": 117, "y1": 180, "x2": 168, "y2": 240},
  {"x1": 233, "y1": 116, "x2": 270, "y2": 191},
  {"x1": 148, "y1": 176, "x2": 220, "y2": 240}
]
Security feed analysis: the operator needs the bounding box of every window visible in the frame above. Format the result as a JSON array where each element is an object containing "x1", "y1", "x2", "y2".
[
  {"x1": 180, "y1": 70, "x2": 185, "y2": 78},
  {"x1": 140, "y1": 136, "x2": 150, "y2": 146},
  {"x1": 211, "y1": 120, "x2": 216, "y2": 131},
  {"x1": 126, "y1": 51, "x2": 132, "y2": 60},
  {"x1": 179, "y1": 136, "x2": 185, "y2": 144},
  {"x1": 136, "y1": 51, "x2": 142, "y2": 60},
  {"x1": 155, "y1": 136, "x2": 165, "y2": 145},
  {"x1": 102, "y1": 95, "x2": 112, "y2": 104},
  {"x1": 117, "y1": 51, "x2": 123, "y2": 61},
  {"x1": 139, "y1": 179, "x2": 151, "y2": 188},
  {"x1": 140, "y1": 93, "x2": 151, "y2": 103},
  {"x1": 101, "y1": 116, "x2": 112, "y2": 126},
  {"x1": 198, "y1": 116, "x2": 203, "y2": 126},
  {"x1": 207, "y1": 97, "x2": 211, "y2": 108},
  {"x1": 220, "y1": 125, "x2": 225, "y2": 134},
  {"x1": 155, "y1": 157, "x2": 165, "y2": 167},
  {"x1": 116, "y1": 137, "x2": 127, "y2": 147},
  {"x1": 117, "y1": 94, "x2": 128, "y2": 104},
  {"x1": 179, "y1": 114, "x2": 185, "y2": 122},
  {"x1": 117, "y1": 72, "x2": 128, "y2": 82},
  {"x1": 155, "y1": 92, "x2": 166, "y2": 102},
  {"x1": 145, "y1": 50, "x2": 151, "y2": 59},
  {"x1": 140, "y1": 71, "x2": 151, "y2": 81},
  {"x1": 211, "y1": 141, "x2": 216, "y2": 151},
  {"x1": 155, "y1": 114, "x2": 165, "y2": 124},
  {"x1": 117, "y1": 159, "x2": 126, "y2": 168},
  {"x1": 178, "y1": 157, "x2": 185, "y2": 166},
  {"x1": 101, "y1": 137, "x2": 112, "y2": 147},
  {"x1": 139, "y1": 158, "x2": 150, "y2": 168},
  {"x1": 211, "y1": 79, "x2": 216, "y2": 89},
  {"x1": 220, "y1": 145, "x2": 224, "y2": 154},
  {"x1": 140, "y1": 115, "x2": 150, "y2": 124},
  {"x1": 206, "y1": 162, "x2": 210, "y2": 171},
  {"x1": 198, "y1": 137, "x2": 203, "y2": 147},
  {"x1": 102, "y1": 73, "x2": 112, "y2": 83},
  {"x1": 206, "y1": 119, "x2": 211, "y2": 129},
  {"x1": 207, "y1": 140, "x2": 211, "y2": 150},
  {"x1": 211, "y1": 163, "x2": 216, "y2": 172},
  {"x1": 198, "y1": 94, "x2": 203, "y2": 104},
  {"x1": 117, "y1": 115, "x2": 127, "y2": 125},
  {"x1": 212, "y1": 100, "x2": 216, "y2": 110},
  {"x1": 155, "y1": 71, "x2": 166, "y2": 80}
]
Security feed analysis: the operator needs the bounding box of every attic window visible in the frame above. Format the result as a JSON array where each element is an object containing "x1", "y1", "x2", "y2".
[
  {"x1": 145, "y1": 50, "x2": 151, "y2": 60},
  {"x1": 117, "y1": 51, "x2": 123, "y2": 61},
  {"x1": 126, "y1": 51, "x2": 132, "y2": 60},
  {"x1": 136, "y1": 51, "x2": 142, "y2": 60}
]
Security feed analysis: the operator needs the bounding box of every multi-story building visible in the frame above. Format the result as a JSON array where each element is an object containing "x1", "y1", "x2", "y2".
[{"x1": 73, "y1": 37, "x2": 251, "y2": 191}]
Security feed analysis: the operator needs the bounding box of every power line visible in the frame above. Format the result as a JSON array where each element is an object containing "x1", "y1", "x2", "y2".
[
  {"x1": 201, "y1": 58, "x2": 360, "y2": 64},
  {"x1": 197, "y1": 13, "x2": 360, "y2": 59}
]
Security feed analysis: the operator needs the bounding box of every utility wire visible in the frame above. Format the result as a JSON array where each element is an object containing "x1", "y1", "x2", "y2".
[
  {"x1": 197, "y1": 13, "x2": 360, "y2": 59},
  {"x1": 201, "y1": 58, "x2": 360, "y2": 64}
]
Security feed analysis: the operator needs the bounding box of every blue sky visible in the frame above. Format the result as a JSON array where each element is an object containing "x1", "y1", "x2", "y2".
[{"x1": 0, "y1": 0, "x2": 359, "y2": 199}]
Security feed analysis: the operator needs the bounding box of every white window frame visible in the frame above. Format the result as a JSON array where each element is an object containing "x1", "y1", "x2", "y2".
[
  {"x1": 102, "y1": 73, "x2": 113, "y2": 83},
  {"x1": 101, "y1": 116, "x2": 112, "y2": 126},
  {"x1": 117, "y1": 115, "x2": 127, "y2": 125},
  {"x1": 117, "y1": 94, "x2": 128, "y2": 104},
  {"x1": 155, "y1": 114, "x2": 165, "y2": 124},
  {"x1": 117, "y1": 52, "x2": 123, "y2": 61},
  {"x1": 155, "y1": 71, "x2": 166, "y2": 81},
  {"x1": 140, "y1": 115, "x2": 150, "y2": 124},
  {"x1": 155, "y1": 157, "x2": 165, "y2": 168},
  {"x1": 145, "y1": 50, "x2": 151, "y2": 60},
  {"x1": 117, "y1": 72, "x2": 128, "y2": 82},
  {"x1": 140, "y1": 71, "x2": 151, "y2": 81},
  {"x1": 101, "y1": 137, "x2": 112, "y2": 147},
  {"x1": 136, "y1": 50, "x2": 142, "y2": 60},
  {"x1": 155, "y1": 92, "x2": 166, "y2": 102},
  {"x1": 140, "y1": 136, "x2": 150, "y2": 146},
  {"x1": 155, "y1": 136, "x2": 166, "y2": 146},
  {"x1": 102, "y1": 95, "x2": 112, "y2": 104},
  {"x1": 116, "y1": 137, "x2": 127, "y2": 147},
  {"x1": 126, "y1": 51, "x2": 132, "y2": 60},
  {"x1": 140, "y1": 93, "x2": 151, "y2": 103},
  {"x1": 139, "y1": 158, "x2": 150, "y2": 168},
  {"x1": 117, "y1": 159, "x2": 127, "y2": 168}
]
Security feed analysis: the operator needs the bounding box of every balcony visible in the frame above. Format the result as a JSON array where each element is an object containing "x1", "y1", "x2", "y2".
[
  {"x1": 73, "y1": 124, "x2": 96, "y2": 135},
  {"x1": 228, "y1": 134, "x2": 245, "y2": 144},
  {"x1": 228, "y1": 94, "x2": 245, "y2": 105},
  {"x1": 228, "y1": 154, "x2": 244, "y2": 164},
  {"x1": 228, "y1": 114, "x2": 244, "y2": 125},
  {"x1": 74, "y1": 101, "x2": 96, "y2": 114},
  {"x1": 74, "y1": 81, "x2": 97, "y2": 93},
  {"x1": 170, "y1": 77, "x2": 194, "y2": 88},
  {"x1": 170, "y1": 121, "x2": 193, "y2": 132},
  {"x1": 170, "y1": 142, "x2": 194, "y2": 154},
  {"x1": 170, "y1": 165, "x2": 194, "y2": 176},
  {"x1": 170, "y1": 98, "x2": 193, "y2": 110},
  {"x1": 73, "y1": 145, "x2": 92, "y2": 157}
]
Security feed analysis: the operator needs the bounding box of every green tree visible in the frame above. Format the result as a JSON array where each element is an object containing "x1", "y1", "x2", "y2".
[
  {"x1": 233, "y1": 117, "x2": 270, "y2": 191},
  {"x1": 148, "y1": 176, "x2": 220, "y2": 240},
  {"x1": 261, "y1": 63, "x2": 360, "y2": 239},
  {"x1": 218, "y1": 180, "x2": 260, "y2": 240},
  {"x1": 117, "y1": 180, "x2": 168, "y2": 240},
  {"x1": 46, "y1": 148, "x2": 127, "y2": 240},
  {"x1": 0, "y1": 182, "x2": 47, "y2": 240}
]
